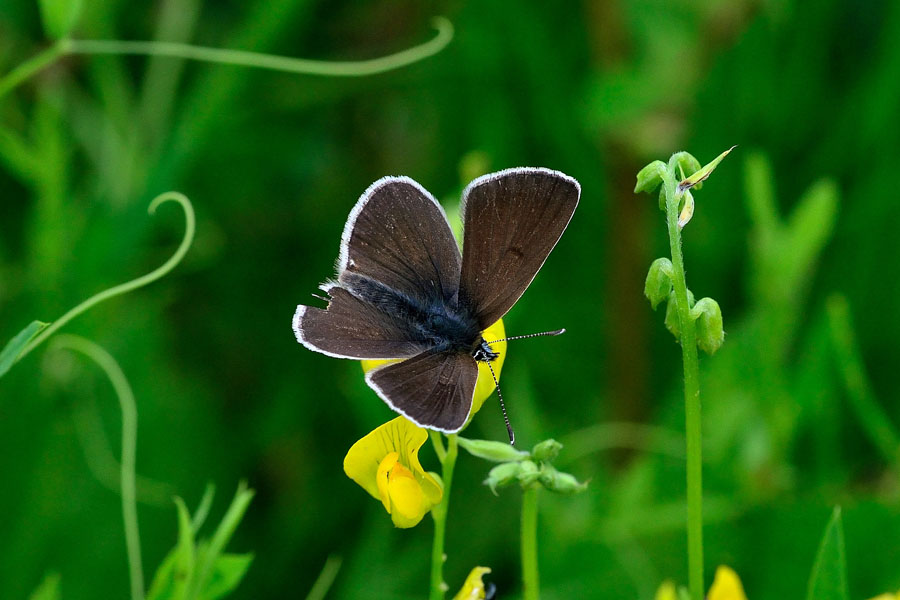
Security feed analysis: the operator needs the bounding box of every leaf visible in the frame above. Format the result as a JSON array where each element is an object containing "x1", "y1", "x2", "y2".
[
  {"x1": 806, "y1": 507, "x2": 848, "y2": 600},
  {"x1": 28, "y1": 572, "x2": 61, "y2": 600},
  {"x1": 0, "y1": 320, "x2": 49, "y2": 378},
  {"x1": 146, "y1": 498, "x2": 196, "y2": 600},
  {"x1": 201, "y1": 553, "x2": 254, "y2": 599},
  {"x1": 37, "y1": 0, "x2": 83, "y2": 39}
]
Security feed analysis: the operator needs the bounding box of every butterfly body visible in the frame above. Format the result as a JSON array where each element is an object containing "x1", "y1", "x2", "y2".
[{"x1": 293, "y1": 168, "x2": 580, "y2": 434}]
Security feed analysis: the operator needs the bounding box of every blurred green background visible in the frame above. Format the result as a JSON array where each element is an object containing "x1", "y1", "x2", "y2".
[{"x1": 2, "y1": 0, "x2": 899, "y2": 598}]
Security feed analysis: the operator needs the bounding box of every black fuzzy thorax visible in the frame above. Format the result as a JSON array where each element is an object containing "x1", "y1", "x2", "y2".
[{"x1": 340, "y1": 272, "x2": 484, "y2": 355}]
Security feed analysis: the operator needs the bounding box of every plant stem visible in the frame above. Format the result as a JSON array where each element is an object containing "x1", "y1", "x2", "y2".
[
  {"x1": 663, "y1": 170, "x2": 704, "y2": 600},
  {"x1": 430, "y1": 434, "x2": 458, "y2": 600},
  {"x1": 0, "y1": 41, "x2": 66, "y2": 99},
  {"x1": 521, "y1": 486, "x2": 540, "y2": 600}
]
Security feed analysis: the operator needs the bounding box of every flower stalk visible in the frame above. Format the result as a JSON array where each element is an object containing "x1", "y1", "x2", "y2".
[
  {"x1": 521, "y1": 486, "x2": 540, "y2": 600},
  {"x1": 430, "y1": 433, "x2": 458, "y2": 600}
]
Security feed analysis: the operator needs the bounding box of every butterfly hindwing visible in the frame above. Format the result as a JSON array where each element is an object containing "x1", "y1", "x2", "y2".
[
  {"x1": 365, "y1": 349, "x2": 479, "y2": 433},
  {"x1": 458, "y1": 168, "x2": 580, "y2": 329}
]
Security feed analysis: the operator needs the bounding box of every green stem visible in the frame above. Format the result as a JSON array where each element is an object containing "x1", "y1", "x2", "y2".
[
  {"x1": 663, "y1": 169, "x2": 704, "y2": 600},
  {"x1": 15, "y1": 192, "x2": 194, "y2": 364},
  {"x1": 430, "y1": 433, "x2": 458, "y2": 600},
  {"x1": 0, "y1": 18, "x2": 453, "y2": 100},
  {"x1": 521, "y1": 486, "x2": 540, "y2": 600},
  {"x1": 50, "y1": 335, "x2": 144, "y2": 600}
]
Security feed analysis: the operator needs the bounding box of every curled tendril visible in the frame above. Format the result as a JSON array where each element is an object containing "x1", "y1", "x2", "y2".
[{"x1": 16, "y1": 191, "x2": 195, "y2": 363}]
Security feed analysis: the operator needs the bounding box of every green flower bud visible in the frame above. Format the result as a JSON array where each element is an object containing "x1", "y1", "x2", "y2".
[
  {"x1": 458, "y1": 437, "x2": 529, "y2": 463},
  {"x1": 485, "y1": 462, "x2": 522, "y2": 495},
  {"x1": 669, "y1": 152, "x2": 702, "y2": 184},
  {"x1": 691, "y1": 297, "x2": 724, "y2": 354},
  {"x1": 516, "y1": 460, "x2": 541, "y2": 488},
  {"x1": 530, "y1": 439, "x2": 562, "y2": 462},
  {"x1": 664, "y1": 289, "x2": 695, "y2": 339},
  {"x1": 538, "y1": 464, "x2": 588, "y2": 494},
  {"x1": 645, "y1": 258, "x2": 674, "y2": 310},
  {"x1": 634, "y1": 161, "x2": 667, "y2": 194}
]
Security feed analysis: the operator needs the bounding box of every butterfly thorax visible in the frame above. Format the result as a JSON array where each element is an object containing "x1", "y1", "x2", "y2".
[{"x1": 341, "y1": 272, "x2": 484, "y2": 355}]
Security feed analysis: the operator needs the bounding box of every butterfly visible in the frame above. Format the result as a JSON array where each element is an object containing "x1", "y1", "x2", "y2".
[{"x1": 292, "y1": 167, "x2": 580, "y2": 440}]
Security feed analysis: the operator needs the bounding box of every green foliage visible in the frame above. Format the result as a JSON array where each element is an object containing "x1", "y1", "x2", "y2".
[
  {"x1": 0, "y1": 321, "x2": 48, "y2": 378},
  {"x1": 28, "y1": 573, "x2": 61, "y2": 600},
  {"x1": 806, "y1": 508, "x2": 848, "y2": 600},
  {"x1": 37, "y1": 0, "x2": 83, "y2": 39},
  {"x1": 147, "y1": 485, "x2": 255, "y2": 600}
]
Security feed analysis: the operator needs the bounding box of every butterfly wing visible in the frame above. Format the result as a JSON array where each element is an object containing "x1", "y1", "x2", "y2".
[
  {"x1": 365, "y1": 349, "x2": 479, "y2": 433},
  {"x1": 458, "y1": 168, "x2": 580, "y2": 329},
  {"x1": 294, "y1": 177, "x2": 463, "y2": 359},
  {"x1": 337, "y1": 176, "x2": 461, "y2": 306}
]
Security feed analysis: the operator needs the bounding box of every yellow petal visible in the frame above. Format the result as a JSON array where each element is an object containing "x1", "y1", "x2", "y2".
[
  {"x1": 452, "y1": 567, "x2": 492, "y2": 600},
  {"x1": 343, "y1": 416, "x2": 443, "y2": 528},
  {"x1": 654, "y1": 581, "x2": 678, "y2": 600},
  {"x1": 708, "y1": 565, "x2": 748, "y2": 600},
  {"x1": 361, "y1": 318, "x2": 506, "y2": 425},
  {"x1": 375, "y1": 452, "x2": 399, "y2": 513}
]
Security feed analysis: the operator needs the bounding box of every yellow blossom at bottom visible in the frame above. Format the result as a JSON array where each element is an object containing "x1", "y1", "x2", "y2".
[
  {"x1": 361, "y1": 319, "x2": 507, "y2": 423},
  {"x1": 343, "y1": 416, "x2": 442, "y2": 528},
  {"x1": 453, "y1": 567, "x2": 492, "y2": 600},
  {"x1": 656, "y1": 565, "x2": 747, "y2": 600}
]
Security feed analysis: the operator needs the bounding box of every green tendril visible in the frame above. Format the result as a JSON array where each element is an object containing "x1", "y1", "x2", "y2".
[
  {"x1": 0, "y1": 18, "x2": 453, "y2": 100},
  {"x1": 16, "y1": 191, "x2": 195, "y2": 364},
  {"x1": 49, "y1": 334, "x2": 145, "y2": 600}
]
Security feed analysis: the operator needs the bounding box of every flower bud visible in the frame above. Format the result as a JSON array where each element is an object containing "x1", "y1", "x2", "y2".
[
  {"x1": 664, "y1": 289, "x2": 695, "y2": 339},
  {"x1": 458, "y1": 437, "x2": 529, "y2": 463},
  {"x1": 669, "y1": 152, "x2": 702, "y2": 184},
  {"x1": 538, "y1": 464, "x2": 588, "y2": 494},
  {"x1": 645, "y1": 258, "x2": 674, "y2": 310},
  {"x1": 634, "y1": 161, "x2": 667, "y2": 194},
  {"x1": 485, "y1": 462, "x2": 521, "y2": 495},
  {"x1": 531, "y1": 439, "x2": 562, "y2": 462},
  {"x1": 691, "y1": 297, "x2": 724, "y2": 354}
]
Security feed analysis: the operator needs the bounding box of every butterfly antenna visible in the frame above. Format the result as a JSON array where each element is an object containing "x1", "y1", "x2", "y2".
[
  {"x1": 485, "y1": 360, "x2": 515, "y2": 445},
  {"x1": 486, "y1": 328, "x2": 566, "y2": 345}
]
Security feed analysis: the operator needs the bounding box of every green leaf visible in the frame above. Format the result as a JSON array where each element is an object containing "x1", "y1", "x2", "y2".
[
  {"x1": 458, "y1": 436, "x2": 529, "y2": 462},
  {"x1": 645, "y1": 258, "x2": 674, "y2": 309},
  {"x1": 146, "y1": 498, "x2": 196, "y2": 600},
  {"x1": 28, "y1": 572, "x2": 61, "y2": 600},
  {"x1": 691, "y1": 297, "x2": 725, "y2": 354},
  {"x1": 806, "y1": 507, "x2": 848, "y2": 600},
  {"x1": 634, "y1": 160, "x2": 667, "y2": 194},
  {"x1": 678, "y1": 145, "x2": 736, "y2": 192},
  {"x1": 37, "y1": 0, "x2": 83, "y2": 39},
  {"x1": 201, "y1": 554, "x2": 253, "y2": 599},
  {"x1": 0, "y1": 320, "x2": 49, "y2": 378}
]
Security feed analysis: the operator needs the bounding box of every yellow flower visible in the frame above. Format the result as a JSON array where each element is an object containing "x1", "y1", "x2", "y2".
[
  {"x1": 708, "y1": 566, "x2": 747, "y2": 600},
  {"x1": 656, "y1": 566, "x2": 747, "y2": 600},
  {"x1": 452, "y1": 567, "x2": 492, "y2": 600},
  {"x1": 361, "y1": 318, "x2": 507, "y2": 421},
  {"x1": 343, "y1": 416, "x2": 442, "y2": 528}
]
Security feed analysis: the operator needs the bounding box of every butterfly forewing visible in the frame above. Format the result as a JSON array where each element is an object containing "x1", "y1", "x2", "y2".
[
  {"x1": 366, "y1": 349, "x2": 479, "y2": 433},
  {"x1": 339, "y1": 176, "x2": 461, "y2": 306},
  {"x1": 293, "y1": 287, "x2": 429, "y2": 359},
  {"x1": 458, "y1": 168, "x2": 580, "y2": 329}
]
